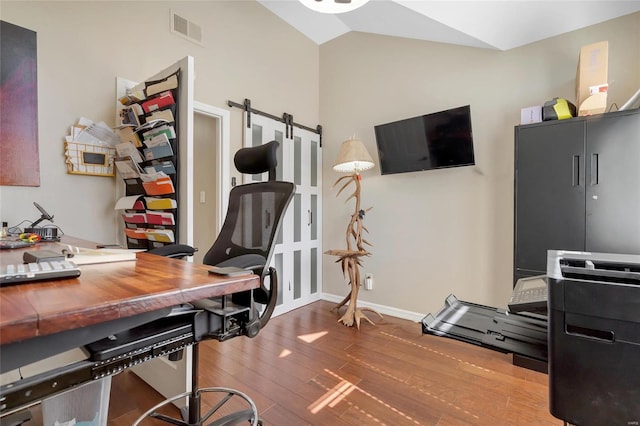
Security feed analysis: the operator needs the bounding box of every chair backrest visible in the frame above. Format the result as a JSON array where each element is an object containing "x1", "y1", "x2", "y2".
[
  {"x1": 201, "y1": 181, "x2": 294, "y2": 274},
  {"x1": 201, "y1": 141, "x2": 295, "y2": 328}
]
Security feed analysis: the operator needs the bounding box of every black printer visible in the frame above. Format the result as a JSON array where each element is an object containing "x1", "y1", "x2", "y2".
[{"x1": 547, "y1": 250, "x2": 640, "y2": 425}]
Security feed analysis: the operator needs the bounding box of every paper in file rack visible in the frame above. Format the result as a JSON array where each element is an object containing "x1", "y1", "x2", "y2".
[
  {"x1": 145, "y1": 74, "x2": 178, "y2": 97},
  {"x1": 116, "y1": 142, "x2": 144, "y2": 163},
  {"x1": 123, "y1": 178, "x2": 145, "y2": 196},
  {"x1": 116, "y1": 126, "x2": 142, "y2": 147},
  {"x1": 143, "y1": 142, "x2": 173, "y2": 161},
  {"x1": 144, "y1": 160, "x2": 176, "y2": 175},
  {"x1": 115, "y1": 157, "x2": 143, "y2": 179},
  {"x1": 115, "y1": 195, "x2": 145, "y2": 210},
  {"x1": 146, "y1": 211, "x2": 175, "y2": 226},
  {"x1": 145, "y1": 197, "x2": 177, "y2": 210},
  {"x1": 142, "y1": 176, "x2": 175, "y2": 196},
  {"x1": 142, "y1": 124, "x2": 176, "y2": 142},
  {"x1": 122, "y1": 212, "x2": 147, "y2": 225},
  {"x1": 141, "y1": 90, "x2": 175, "y2": 113},
  {"x1": 125, "y1": 228, "x2": 148, "y2": 240},
  {"x1": 144, "y1": 229, "x2": 174, "y2": 243},
  {"x1": 146, "y1": 108, "x2": 175, "y2": 124}
]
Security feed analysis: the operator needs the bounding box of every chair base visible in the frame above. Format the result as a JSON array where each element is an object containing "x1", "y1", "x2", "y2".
[{"x1": 132, "y1": 387, "x2": 260, "y2": 426}]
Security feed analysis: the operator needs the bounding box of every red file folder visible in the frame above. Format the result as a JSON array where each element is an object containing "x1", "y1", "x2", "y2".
[
  {"x1": 141, "y1": 91, "x2": 175, "y2": 113},
  {"x1": 146, "y1": 211, "x2": 175, "y2": 226},
  {"x1": 122, "y1": 212, "x2": 147, "y2": 224}
]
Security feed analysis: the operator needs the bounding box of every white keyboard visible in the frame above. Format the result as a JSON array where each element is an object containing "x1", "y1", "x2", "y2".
[{"x1": 0, "y1": 260, "x2": 81, "y2": 286}]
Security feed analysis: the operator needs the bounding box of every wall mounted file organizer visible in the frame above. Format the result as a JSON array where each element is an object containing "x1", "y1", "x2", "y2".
[
  {"x1": 114, "y1": 71, "x2": 181, "y2": 249},
  {"x1": 64, "y1": 116, "x2": 120, "y2": 178},
  {"x1": 65, "y1": 141, "x2": 117, "y2": 177}
]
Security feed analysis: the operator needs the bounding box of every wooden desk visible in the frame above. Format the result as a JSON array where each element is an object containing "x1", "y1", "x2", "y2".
[
  {"x1": 0, "y1": 238, "x2": 259, "y2": 355},
  {"x1": 1, "y1": 239, "x2": 260, "y2": 416}
]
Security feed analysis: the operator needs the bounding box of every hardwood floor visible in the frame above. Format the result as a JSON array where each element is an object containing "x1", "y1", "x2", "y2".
[{"x1": 22, "y1": 301, "x2": 562, "y2": 425}]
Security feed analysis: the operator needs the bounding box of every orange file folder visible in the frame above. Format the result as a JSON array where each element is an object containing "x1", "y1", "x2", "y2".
[
  {"x1": 142, "y1": 177, "x2": 175, "y2": 196},
  {"x1": 125, "y1": 228, "x2": 148, "y2": 240}
]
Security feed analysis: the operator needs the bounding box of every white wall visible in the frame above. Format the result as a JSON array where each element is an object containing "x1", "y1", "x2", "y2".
[
  {"x1": 319, "y1": 13, "x2": 640, "y2": 316},
  {"x1": 0, "y1": 1, "x2": 319, "y2": 244}
]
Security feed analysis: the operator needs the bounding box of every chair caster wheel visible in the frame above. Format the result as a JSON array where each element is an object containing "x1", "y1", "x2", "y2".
[{"x1": 244, "y1": 318, "x2": 261, "y2": 338}]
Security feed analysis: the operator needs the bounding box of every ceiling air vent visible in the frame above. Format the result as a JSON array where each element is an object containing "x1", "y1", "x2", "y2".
[{"x1": 171, "y1": 10, "x2": 203, "y2": 46}]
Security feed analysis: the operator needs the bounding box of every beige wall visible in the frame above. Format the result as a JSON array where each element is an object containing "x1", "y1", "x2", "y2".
[
  {"x1": 319, "y1": 13, "x2": 640, "y2": 316},
  {"x1": 0, "y1": 1, "x2": 319, "y2": 243},
  {"x1": 1, "y1": 1, "x2": 638, "y2": 317}
]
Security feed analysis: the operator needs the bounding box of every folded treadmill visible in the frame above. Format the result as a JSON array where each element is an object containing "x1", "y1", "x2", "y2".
[{"x1": 421, "y1": 294, "x2": 548, "y2": 365}]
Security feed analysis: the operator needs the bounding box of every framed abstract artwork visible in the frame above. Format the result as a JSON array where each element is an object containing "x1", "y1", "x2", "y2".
[{"x1": 0, "y1": 20, "x2": 39, "y2": 186}]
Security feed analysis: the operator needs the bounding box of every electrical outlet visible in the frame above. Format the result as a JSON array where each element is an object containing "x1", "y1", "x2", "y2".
[{"x1": 364, "y1": 273, "x2": 373, "y2": 290}]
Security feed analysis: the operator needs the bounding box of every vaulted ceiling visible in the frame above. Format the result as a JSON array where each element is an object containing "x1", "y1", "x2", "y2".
[{"x1": 258, "y1": 0, "x2": 640, "y2": 50}]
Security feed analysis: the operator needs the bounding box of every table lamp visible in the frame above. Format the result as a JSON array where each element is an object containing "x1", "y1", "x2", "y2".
[{"x1": 325, "y1": 136, "x2": 382, "y2": 328}]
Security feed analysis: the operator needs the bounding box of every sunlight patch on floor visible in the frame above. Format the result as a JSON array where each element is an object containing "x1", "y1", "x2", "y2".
[
  {"x1": 297, "y1": 330, "x2": 328, "y2": 343},
  {"x1": 308, "y1": 378, "x2": 356, "y2": 414},
  {"x1": 278, "y1": 348, "x2": 292, "y2": 358},
  {"x1": 308, "y1": 369, "x2": 422, "y2": 425}
]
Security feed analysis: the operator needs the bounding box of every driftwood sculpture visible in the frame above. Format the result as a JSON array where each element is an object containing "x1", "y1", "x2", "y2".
[{"x1": 325, "y1": 174, "x2": 383, "y2": 328}]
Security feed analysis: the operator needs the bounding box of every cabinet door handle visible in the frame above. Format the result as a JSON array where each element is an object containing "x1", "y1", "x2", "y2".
[
  {"x1": 308, "y1": 210, "x2": 312, "y2": 226},
  {"x1": 572, "y1": 155, "x2": 580, "y2": 186},
  {"x1": 591, "y1": 153, "x2": 599, "y2": 185}
]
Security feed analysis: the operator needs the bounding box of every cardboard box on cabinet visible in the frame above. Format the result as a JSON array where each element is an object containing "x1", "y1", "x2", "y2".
[{"x1": 575, "y1": 41, "x2": 608, "y2": 116}]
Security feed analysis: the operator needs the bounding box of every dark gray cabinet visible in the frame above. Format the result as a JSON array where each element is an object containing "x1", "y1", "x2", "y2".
[{"x1": 514, "y1": 109, "x2": 640, "y2": 283}]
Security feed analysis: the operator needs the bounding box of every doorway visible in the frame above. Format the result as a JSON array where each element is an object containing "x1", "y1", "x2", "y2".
[{"x1": 192, "y1": 102, "x2": 230, "y2": 264}]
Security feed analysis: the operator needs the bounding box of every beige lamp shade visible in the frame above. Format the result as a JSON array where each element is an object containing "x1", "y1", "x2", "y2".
[{"x1": 333, "y1": 138, "x2": 375, "y2": 173}]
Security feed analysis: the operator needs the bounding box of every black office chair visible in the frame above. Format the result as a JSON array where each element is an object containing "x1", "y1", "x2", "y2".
[{"x1": 133, "y1": 140, "x2": 295, "y2": 425}]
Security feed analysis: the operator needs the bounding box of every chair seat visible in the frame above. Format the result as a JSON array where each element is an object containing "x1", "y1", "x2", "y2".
[{"x1": 216, "y1": 254, "x2": 266, "y2": 270}]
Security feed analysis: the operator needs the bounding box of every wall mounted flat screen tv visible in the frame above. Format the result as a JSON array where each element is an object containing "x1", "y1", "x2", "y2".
[{"x1": 374, "y1": 105, "x2": 475, "y2": 175}]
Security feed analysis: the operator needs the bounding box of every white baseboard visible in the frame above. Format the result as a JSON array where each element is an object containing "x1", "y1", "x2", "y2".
[{"x1": 321, "y1": 293, "x2": 426, "y2": 323}]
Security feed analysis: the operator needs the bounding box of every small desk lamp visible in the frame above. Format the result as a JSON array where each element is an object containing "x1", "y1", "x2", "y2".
[{"x1": 326, "y1": 136, "x2": 382, "y2": 328}]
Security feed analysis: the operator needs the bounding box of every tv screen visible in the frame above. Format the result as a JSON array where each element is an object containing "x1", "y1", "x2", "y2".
[{"x1": 374, "y1": 105, "x2": 475, "y2": 175}]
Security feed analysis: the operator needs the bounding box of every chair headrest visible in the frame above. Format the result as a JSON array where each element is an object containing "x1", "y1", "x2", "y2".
[{"x1": 234, "y1": 140, "x2": 278, "y2": 177}]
